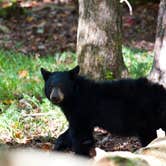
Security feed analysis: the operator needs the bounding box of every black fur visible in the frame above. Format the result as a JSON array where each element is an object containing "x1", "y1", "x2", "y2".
[{"x1": 41, "y1": 66, "x2": 166, "y2": 156}]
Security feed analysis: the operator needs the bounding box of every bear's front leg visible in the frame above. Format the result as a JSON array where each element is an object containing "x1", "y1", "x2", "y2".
[
  {"x1": 70, "y1": 126, "x2": 94, "y2": 157},
  {"x1": 54, "y1": 128, "x2": 72, "y2": 151},
  {"x1": 72, "y1": 137, "x2": 94, "y2": 156}
]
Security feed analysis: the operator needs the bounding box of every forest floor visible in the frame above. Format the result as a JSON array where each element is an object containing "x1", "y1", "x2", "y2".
[
  {"x1": 0, "y1": 0, "x2": 159, "y2": 154},
  {"x1": 0, "y1": 1, "x2": 158, "y2": 55}
]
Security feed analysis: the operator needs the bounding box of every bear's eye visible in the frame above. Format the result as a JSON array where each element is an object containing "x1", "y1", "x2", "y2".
[{"x1": 49, "y1": 84, "x2": 54, "y2": 91}]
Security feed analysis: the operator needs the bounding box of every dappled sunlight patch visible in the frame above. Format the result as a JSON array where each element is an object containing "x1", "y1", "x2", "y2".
[{"x1": 0, "y1": 95, "x2": 68, "y2": 147}]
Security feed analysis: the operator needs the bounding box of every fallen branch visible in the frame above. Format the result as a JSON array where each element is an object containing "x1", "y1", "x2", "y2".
[{"x1": 21, "y1": 112, "x2": 56, "y2": 117}]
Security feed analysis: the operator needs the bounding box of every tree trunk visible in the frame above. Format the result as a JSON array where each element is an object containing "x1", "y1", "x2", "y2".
[
  {"x1": 148, "y1": 0, "x2": 166, "y2": 87},
  {"x1": 77, "y1": 0, "x2": 128, "y2": 80}
]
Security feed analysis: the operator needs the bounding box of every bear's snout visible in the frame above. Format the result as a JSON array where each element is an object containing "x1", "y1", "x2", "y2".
[{"x1": 50, "y1": 87, "x2": 64, "y2": 104}]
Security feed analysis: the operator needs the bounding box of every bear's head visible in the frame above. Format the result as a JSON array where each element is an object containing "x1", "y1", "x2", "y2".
[{"x1": 41, "y1": 66, "x2": 80, "y2": 105}]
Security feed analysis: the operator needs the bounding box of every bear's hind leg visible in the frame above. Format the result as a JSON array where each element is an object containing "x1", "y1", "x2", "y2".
[{"x1": 139, "y1": 131, "x2": 156, "y2": 147}]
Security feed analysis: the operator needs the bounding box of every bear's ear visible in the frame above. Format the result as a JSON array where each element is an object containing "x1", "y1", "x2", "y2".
[
  {"x1": 69, "y1": 65, "x2": 80, "y2": 79},
  {"x1": 41, "y1": 68, "x2": 52, "y2": 81}
]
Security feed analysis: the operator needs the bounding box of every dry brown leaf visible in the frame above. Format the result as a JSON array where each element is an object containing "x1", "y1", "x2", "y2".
[
  {"x1": 3, "y1": 99, "x2": 14, "y2": 105},
  {"x1": 26, "y1": 16, "x2": 35, "y2": 23},
  {"x1": 41, "y1": 143, "x2": 53, "y2": 151},
  {"x1": 18, "y1": 70, "x2": 29, "y2": 79},
  {"x1": 15, "y1": 132, "x2": 22, "y2": 139}
]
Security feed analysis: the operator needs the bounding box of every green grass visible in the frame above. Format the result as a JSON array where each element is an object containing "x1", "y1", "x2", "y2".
[
  {"x1": 0, "y1": 50, "x2": 76, "y2": 143},
  {"x1": 0, "y1": 47, "x2": 153, "y2": 143},
  {"x1": 0, "y1": 50, "x2": 77, "y2": 100},
  {"x1": 123, "y1": 46, "x2": 153, "y2": 78}
]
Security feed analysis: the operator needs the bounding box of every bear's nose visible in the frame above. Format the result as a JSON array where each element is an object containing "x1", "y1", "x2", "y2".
[
  {"x1": 51, "y1": 96, "x2": 61, "y2": 103},
  {"x1": 50, "y1": 87, "x2": 64, "y2": 104}
]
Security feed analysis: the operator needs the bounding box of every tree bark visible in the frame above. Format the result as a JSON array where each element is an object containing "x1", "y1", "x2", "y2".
[
  {"x1": 148, "y1": 0, "x2": 166, "y2": 87},
  {"x1": 77, "y1": 0, "x2": 128, "y2": 80}
]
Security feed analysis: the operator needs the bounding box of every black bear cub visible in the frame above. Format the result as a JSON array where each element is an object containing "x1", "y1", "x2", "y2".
[{"x1": 41, "y1": 65, "x2": 166, "y2": 156}]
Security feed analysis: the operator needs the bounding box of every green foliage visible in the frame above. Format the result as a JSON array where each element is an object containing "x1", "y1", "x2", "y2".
[
  {"x1": 104, "y1": 70, "x2": 114, "y2": 80},
  {"x1": 102, "y1": 46, "x2": 153, "y2": 80},
  {"x1": 123, "y1": 46, "x2": 153, "y2": 78}
]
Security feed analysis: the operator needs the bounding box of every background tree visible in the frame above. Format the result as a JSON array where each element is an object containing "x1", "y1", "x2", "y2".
[
  {"x1": 148, "y1": 0, "x2": 166, "y2": 87},
  {"x1": 77, "y1": 0, "x2": 128, "y2": 80}
]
